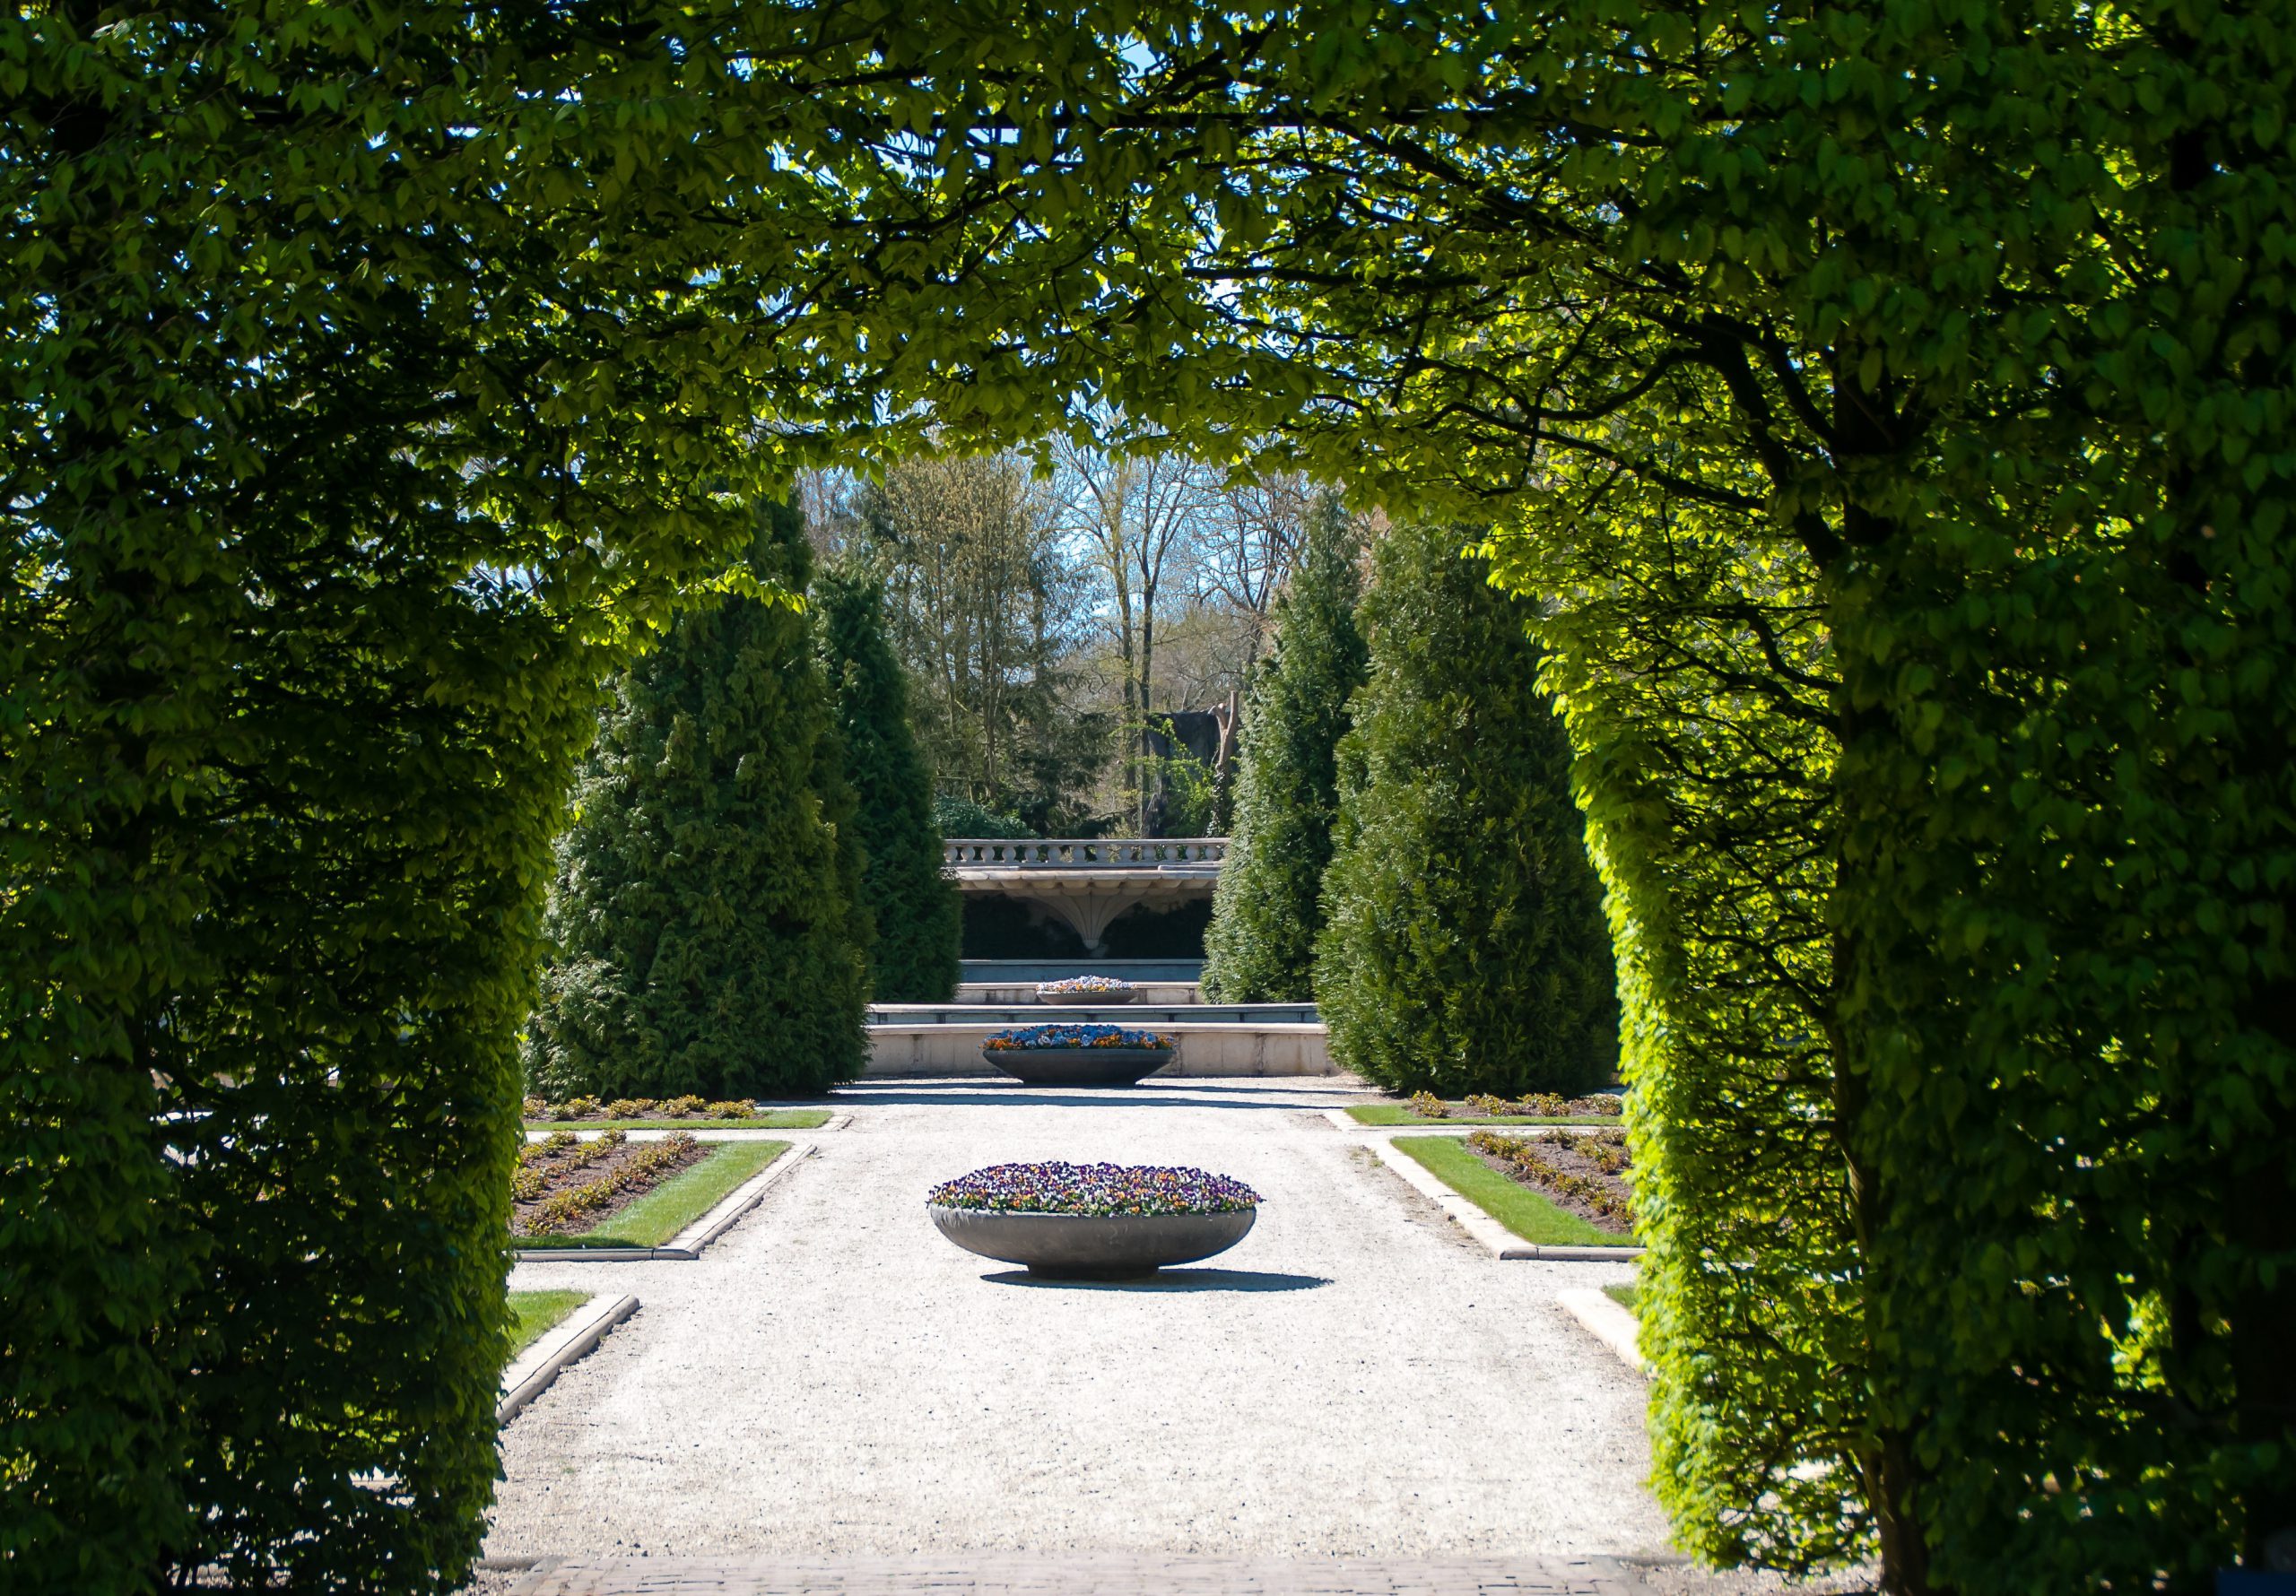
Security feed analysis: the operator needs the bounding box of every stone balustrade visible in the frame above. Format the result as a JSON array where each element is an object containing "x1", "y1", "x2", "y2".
[{"x1": 942, "y1": 837, "x2": 1227, "y2": 868}]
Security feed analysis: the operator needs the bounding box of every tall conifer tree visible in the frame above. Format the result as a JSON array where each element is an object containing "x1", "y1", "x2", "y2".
[
  {"x1": 1201, "y1": 498, "x2": 1366, "y2": 1002},
  {"x1": 1315, "y1": 521, "x2": 1618, "y2": 1096},
  {"x1": 818, "y1": 563, "x2": 961, "y2": 1001},
  {"x1": 526, "y1": 501, "x2": 868, "y2": 1099}
]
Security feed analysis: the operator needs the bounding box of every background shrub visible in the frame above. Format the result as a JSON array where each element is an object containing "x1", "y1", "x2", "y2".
[
  {"x1": 819, "y1": 565, "x2": 961, "y2": 1001},
  {"x1": 1201, "y1": 497, "x2": 1366, "y2": 1001},
  {"x1": 1315, "y1": 522, "x2": 1618, "y2": 1097},
  {"x1": 525, "y1": 501, "x2": 868, "y2": 1100}
]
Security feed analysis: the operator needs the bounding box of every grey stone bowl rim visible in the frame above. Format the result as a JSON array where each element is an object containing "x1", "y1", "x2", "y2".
[
  {"x1": 926, "y1": 1202, "x2": 1257, "y2": 1276},
  {"x1": 1033, "y1": 988, "x2": 1140, "y2": 1005}
]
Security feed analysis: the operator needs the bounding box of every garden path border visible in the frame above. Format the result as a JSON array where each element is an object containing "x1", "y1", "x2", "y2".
[
  {"x1": 1362, "y1": 1135, "x2": 1644, "y2": 1262},
  {"x1": 1319, "y1": 1107, "x2": 1617, "y2": 1137},
  {"x1": 521, "y1": 1113, "x2": 850, "y2": 1143},
  {"x1": 499, "y1": 1293, "x2": 639, "y2": 1423},
  {"x1": 510, "y1": 1141, "x2": 818, "y2": 1262},
  {"x1": 1556, "y1": 1288, "x2": 1645, "y2": 1375}
]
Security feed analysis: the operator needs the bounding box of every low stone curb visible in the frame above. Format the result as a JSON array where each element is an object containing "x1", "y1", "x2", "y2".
[
  {"x1": 498, "y1": 1294, "x2": 638, "y2": 1423},
  {"x1": 511, "y1": 1141, "x2": 817, "y2": 1263},
  {"x1": 1364, "y1": 1136, "x2": 1644, "y2": 1262},
  {"x1": 1319, "y1": 1107, "x2": 1621, "y2": 1137},
  {"x1": 1556, "y1": 1287, "x2": 1646, "y2": 1375},
  {"x1": 522, "y1": 1114, "x2": 848, "y2": 1143}
]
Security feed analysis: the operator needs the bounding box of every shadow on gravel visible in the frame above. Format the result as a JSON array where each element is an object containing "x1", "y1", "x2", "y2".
[{"x1": 980, "y1": 1269, "x2": 1331, "y2": 1293}]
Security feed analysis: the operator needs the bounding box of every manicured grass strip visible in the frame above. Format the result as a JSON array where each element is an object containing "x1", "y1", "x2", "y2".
[
  {"x1": 1391, "y1": 1134, "x2": 1620, "y2": 1246},
  {"x1": 1348, "y1": 1105, "x2": 1613, "y2": 1127},
  {"x1": 521, "y1": 1139, "x2": 791, "y2": 1250},
  {"x1": 508, "y1": 1290, "x2": 590, "y2": 1360},
  {"x1": 523, "y1": 1109, "x2": 831, "y2": 1132},
  {"x1": 1603, "y1": 1281, "x2": 1639, "y2": 1314}
]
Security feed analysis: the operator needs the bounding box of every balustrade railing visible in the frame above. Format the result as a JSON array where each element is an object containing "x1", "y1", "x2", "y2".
[{"x1": 942, "y1": 837, "x2": 1228, "y2": 868}]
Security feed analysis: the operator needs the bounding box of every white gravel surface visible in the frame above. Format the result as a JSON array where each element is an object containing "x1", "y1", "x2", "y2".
[{"x1": 486, "y1": 1077, "x2": 1665, "y2": 1562}]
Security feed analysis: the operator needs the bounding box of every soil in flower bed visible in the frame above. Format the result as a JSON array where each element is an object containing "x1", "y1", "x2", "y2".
[
  {"x1": 522, "y1": 1094, "x2": 825, "y2": 1128},
  {"x1": 510, "y1": 1130, "x2": 709, "y2": 1237},
  {"x1": 1462, "y1": 1129, "x2": 1635, "y2": 1236}
]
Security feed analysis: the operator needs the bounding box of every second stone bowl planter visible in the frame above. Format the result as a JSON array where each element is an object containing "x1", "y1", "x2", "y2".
[
  {"x1": 981, "y1": 1024, "x2": 1174, "y2": 1087},
  {"x1": 982, "y1": 1045, "x2": 1170, "y2": 1085}
]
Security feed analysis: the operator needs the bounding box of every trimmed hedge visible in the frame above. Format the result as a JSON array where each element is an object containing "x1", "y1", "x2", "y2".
[
  {"x1": 819, "y1": 565, "x2": 962, "y2": 1001},
  {"x1": 1315, "y1": 523, "x2": 1618, "y2": 1097},
  {"x1": 1201, "y1": 498, "x2": 1366, "y2": 1002},
  {"x1": 526, "y1": 502, "x2": 869, "y2": 1101}
]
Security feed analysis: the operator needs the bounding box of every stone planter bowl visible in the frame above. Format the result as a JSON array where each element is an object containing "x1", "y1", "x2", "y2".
[
  {"x1": 982, "y1": 1045, "x2": 1171, "y2": 1086},
  {"x1": 1035, "y1": 988, "x2": 1139, "y2": 1006},
  {"x1": 929, "y1": 1204, "x2": 1257, "y2": 1278}
]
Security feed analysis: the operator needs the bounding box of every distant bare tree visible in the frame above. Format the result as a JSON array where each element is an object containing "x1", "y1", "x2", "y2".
[{"x1": 1051, "y1": 424, "x2": 1218, "y2": 830}]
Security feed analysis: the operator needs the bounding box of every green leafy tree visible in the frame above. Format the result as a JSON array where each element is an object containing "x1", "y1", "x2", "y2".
[
  {"x1": 818, "y1": 563, "x2": 961, "y2": 1002},
  {"x1": 1200, "y1": 499, "x2": 1365, "y2": 1001},
  {"x1": 526, "y1": 504, "x2": 868, "y2": 1099},
  {"x1": 1315, "y1": 522, "x2": 1617, "y2": 1096},
  {"x1": 1, "y1": 11, "x2": 1194, "y2": 1588},
  {"x1": 1023, "y1": 6, "x2": 2296, "y2": 1589}
]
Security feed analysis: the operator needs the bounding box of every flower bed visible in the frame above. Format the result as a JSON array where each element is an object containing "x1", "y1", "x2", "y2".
[
  {"x1": 1405, "y1": 1089, "x2": 1623, "y2": 1120},
  {"x1": 928, "y1": 1161, "x2": 1260, "y2": 1217},
  {"x1": 511, "y1": 1130, "x2": 708, "y2": 1236},
  {"x1": 983, "y1": 1023, "x2": 1172, "y2": 1052},
  {"x1": 524, "y1": 1094, "x2": 761, "y2": 1123},
  {"x1": 1464, "y1": 1129, "x2": 1634, "y2": 1232},
  {"x1": 1036, "y1": 975, "x2": 1134, "y2": 995}
]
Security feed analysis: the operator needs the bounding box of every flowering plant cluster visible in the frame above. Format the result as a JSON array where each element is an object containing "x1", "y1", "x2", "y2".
[
  {"x1": 928, "y1": 1162, "x2": 1261, "y2": 1216},
  {"x1": 983, "y1": 1023, "x2": 1171, "y2": 1052},
  {"x1": 1036, "y1": 975, "x2": 1134, "y2": 995},
  {"x1": 1406, "y1": 1089, "x2": 1623, "y2": 1119}
]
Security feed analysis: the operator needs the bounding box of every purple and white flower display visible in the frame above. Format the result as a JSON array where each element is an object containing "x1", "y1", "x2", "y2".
[
  {"x1": 1036, "y1": 975, "x2": 1134, "y2": 996},
  {"x1": 928, "y1": 1162, "x2": 1262, "y2": 1217},
  {"x1": 983, "y1": 1023, "x2": 1172, "y2": 1052}
]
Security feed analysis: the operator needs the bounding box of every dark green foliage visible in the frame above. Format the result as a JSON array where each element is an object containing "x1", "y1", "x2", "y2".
[
  {"x1": 526, "y1": 505, "x2": 868, "y2": 1100},
  {"x1": 1315, "y1": 524, "x2": 1618, "y2": 1097},
  {"x1": 1051, "y1": 5, "x2": 2296, "y2": 1586},
  {"x1": 933, "y1": 794, "x2": 1036, "y2": 839},
  {"x1": 1201, "y1": 500, "x2": 1365, "y2": 1002},
  {"x1": 819, "y1": 565, "x2": 961, "y2": 1002}
]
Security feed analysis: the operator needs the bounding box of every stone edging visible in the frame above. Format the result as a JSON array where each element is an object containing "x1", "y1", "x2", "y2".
[
  {"x1": 498, "y1": 1294, "x2": 638, "y2": 1423},
  {"x1": 1556, "y1": 1288, "x2": 1646, "y2": 1375},
  {"x1": 1362, "y1": 1135, "x2": 1644, "y2": 1262},
  {"x1": 1318, "y1": 1106, "x2": 1618, "y2": 1138},
  {"x1": 510, "y1": 1141, "x2": 818, "y2": 1262},
  {"x1": 522, "y1": 1112, "x2": 849, "y2": 1143}
]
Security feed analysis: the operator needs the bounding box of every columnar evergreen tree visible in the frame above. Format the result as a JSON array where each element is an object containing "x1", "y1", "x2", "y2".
[
  {"x1": 526, "y1": 502, "x2": 868, "y2": 1099},
  {"x1": 1315, "y1": 522, "x2": 1618, "y2": 1096},
  {"x1": 818, "y1": 563, "x2": 962, "y2": 1002},
  {"x1": 1200, "y1": 499, "x2": 1365, "y2": 1001}
]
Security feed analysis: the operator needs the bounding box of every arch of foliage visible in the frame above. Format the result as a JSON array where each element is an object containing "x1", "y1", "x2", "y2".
[{"x1": 12, "y1": 4, "x2": 2292, "y2": 1595}]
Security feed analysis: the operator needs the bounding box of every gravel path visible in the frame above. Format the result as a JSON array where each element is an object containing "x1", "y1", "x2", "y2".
[{"x1": 486, "y1": 1078, "x2": 1665, "y2": 1563}]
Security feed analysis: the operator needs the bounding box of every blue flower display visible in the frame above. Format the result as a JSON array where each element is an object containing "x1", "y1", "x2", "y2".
[{"x1": 983, "y1": 1023, "x2": 1172, "y2": 1052}]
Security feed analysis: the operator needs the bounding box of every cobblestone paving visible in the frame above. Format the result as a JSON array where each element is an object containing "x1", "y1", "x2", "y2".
[{"x1": 487, "y1": 1080, "x2": 1662, "y2": 1568}]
